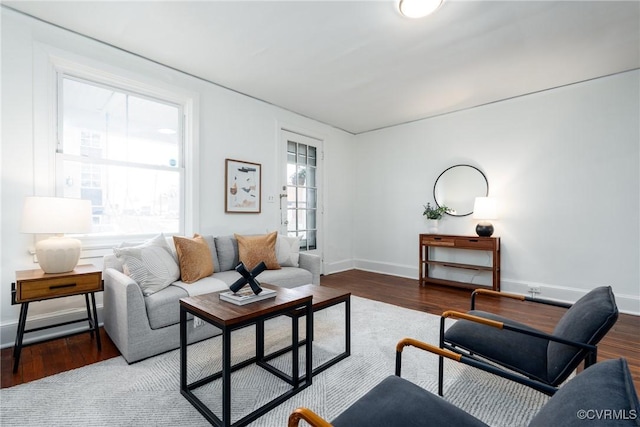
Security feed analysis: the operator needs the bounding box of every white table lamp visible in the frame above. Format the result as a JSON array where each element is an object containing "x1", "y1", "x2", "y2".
[
  {"x1": 21, "y1": 196, "x2": 92, "y2": 273},
  {"x1": 473, "y1": 197, "x2": 497, "y2": 237}
]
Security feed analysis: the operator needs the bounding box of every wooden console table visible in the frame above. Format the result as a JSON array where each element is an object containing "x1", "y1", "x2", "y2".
[{"x1": 419, "y1": 234, "x2": 500, "y2": 291}]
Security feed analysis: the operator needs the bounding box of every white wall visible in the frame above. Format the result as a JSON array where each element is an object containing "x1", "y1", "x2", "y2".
[
  {"x1": 0, "y1": 9, "x2": 355, "y2": 346},
  {"x1": 353, "y1": 70, "x2": 640, "y2": 313},
  {"x1": 2, "y1": 7, "x2": 638, "y2": 351}
]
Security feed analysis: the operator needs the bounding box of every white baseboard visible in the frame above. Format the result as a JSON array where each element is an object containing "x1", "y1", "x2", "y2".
[
  {"x1": 349, "y1": 259, "x2": 640, "y2": 315},
  {"x1": 0, "y1": 306, "x2": 104, "y2": 349},
  {"x1": 323, "y1": 259, "x2": 355, "y2": 276},
  {"x1": 353, "y1": 259, "x2": 416, "y2": 279},
  {"x1": 500, "y1": 279, "x2": 639, "y2": 315}
]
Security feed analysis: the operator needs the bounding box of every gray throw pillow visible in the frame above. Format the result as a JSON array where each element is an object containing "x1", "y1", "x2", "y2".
[
  {"x1": 113, "y1": 234, "x2": 180, "y2": 296},
  {"x1": 214, "y1": 235, "x2": 239, "y2": 271}
]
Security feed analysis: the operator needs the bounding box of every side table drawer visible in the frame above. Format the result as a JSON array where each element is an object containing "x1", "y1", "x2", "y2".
[
  {"x1": 453, "y1": 237, "x2": 496, "y2": 250},
  {"x1": 421, "y1": 236, "x2": 455, "y2": 246},
  {"x1": 16, "y1": 272, "x2": 102, "y2": 303}
]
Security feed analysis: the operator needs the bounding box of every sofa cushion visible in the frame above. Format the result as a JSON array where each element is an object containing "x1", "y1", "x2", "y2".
[
  {"x1": 276, "y1": 234, "x2": 301, "y2": 267},
  {"x1": 214, "y1": 235, "x2": 239, "y2": 271},
  {"x1": 235, "y1": 232, "x2": 281, "y2": 270},
  {"x1": 144, "y1": 277, "x2": 229, "y2": 329},
  {"x1": 144, "y1": 284, "x2": 189, "y2": 330},
  {"x1": 113, "y1": 234, "x2": 180, "y2": 296},
  {"x1": 212, "y1": 268, "x2": 312, "y2": 289},
  {"x1": 173, "y1": 234, "x2": 214, "y2": 283}
]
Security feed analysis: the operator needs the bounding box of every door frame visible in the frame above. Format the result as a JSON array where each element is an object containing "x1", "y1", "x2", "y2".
[{"x1": 279, "y1": 127, "x2": 324, "y2": 265}]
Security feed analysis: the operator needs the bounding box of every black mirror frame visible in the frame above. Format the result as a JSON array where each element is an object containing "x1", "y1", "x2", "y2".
[{"x1": 433, "y1": 164, "x2": 489, "y2": 217}]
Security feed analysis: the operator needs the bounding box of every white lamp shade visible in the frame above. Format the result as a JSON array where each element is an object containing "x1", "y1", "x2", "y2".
[
  {"x1": 21, "y1": 196, "x2": 92, "y2": 234},
  {"x1": 21, "y1": 197, "x2": 92, "y2": 273},
  {"x1": 473, "y1": 197, "x2": 497, "y2": 220}
]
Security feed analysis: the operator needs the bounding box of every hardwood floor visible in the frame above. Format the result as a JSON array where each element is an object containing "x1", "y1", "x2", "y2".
[{"x1": 2, "y1": 269, "x2": 639, "y2": 391}]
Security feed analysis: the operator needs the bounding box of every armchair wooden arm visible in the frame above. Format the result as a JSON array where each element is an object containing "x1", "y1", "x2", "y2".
[
  {"x1": 440, "y1": 310, "x2": 596, "y2": 352},
  {"x1": 441, "y1": 310, "x2": 504, "y2": 329},
  {"x1": 396, "y1": 337, "x2": 462, "y2": 359},
  {"x1": 288, "y1": 407, "x2": 332, "y2": 427},
  {"x1": 395, "y1": 337, "x2": 462, "y2": 377}
]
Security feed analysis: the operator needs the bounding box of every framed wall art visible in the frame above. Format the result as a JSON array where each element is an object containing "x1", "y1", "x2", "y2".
[{"x1": 225, "y1": 159, "x2": 261, "y2": 213}]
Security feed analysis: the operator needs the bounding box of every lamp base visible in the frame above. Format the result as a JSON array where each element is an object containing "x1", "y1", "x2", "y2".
[
  {"x1": 35, "y1": 236, "x2": 82, "y2": 274},
  {"x1": 475, "y1": 222, "x2": 494, "y2": 237}
]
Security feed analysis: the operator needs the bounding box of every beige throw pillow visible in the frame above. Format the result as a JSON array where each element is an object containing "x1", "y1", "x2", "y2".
[
  {"x1": 276, "y1": 234, "x2": 301, "y2": 267},
  {"x1": 113, "y1": 233, "x2": 180, "y2": 296},
  {"x1": 173, "y1": 234, "x2": 214, "y2": 284},
  {"x1": 235, "y1": 232, "x2": 281, "y2": 271}
]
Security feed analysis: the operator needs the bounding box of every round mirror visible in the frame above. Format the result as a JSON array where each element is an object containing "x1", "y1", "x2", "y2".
[{"x1": 433, "y1": 165, "x2": 488, "y2": 217}]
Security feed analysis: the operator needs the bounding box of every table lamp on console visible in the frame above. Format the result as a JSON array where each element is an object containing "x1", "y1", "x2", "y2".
[
  {"x1": 21, "y1": 196, "x2": 92, "y2": 274},
  {"x1": 473, "y1": 196, "x2": 497, "y2": 237}
]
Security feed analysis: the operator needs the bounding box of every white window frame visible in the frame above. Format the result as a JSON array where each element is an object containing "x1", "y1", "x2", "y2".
[{"x1": 33, "y1": 43, "x2": 199, "y2": 254}]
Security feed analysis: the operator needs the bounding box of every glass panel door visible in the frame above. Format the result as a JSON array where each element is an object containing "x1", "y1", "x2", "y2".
[{"x1": 281, "y1": 130, "x2": 322, "y2": 255}]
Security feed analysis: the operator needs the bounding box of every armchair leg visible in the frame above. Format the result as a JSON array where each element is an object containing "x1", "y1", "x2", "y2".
[
  {"x1": 584, "y1": 349, "x2": 598, "y2": 368},
  {"x1": 438, "y1": 355, "x2": 444, "y2": 396},
  {"x1": 438, "y1": 316, "x2": 446, "y2": 396}
]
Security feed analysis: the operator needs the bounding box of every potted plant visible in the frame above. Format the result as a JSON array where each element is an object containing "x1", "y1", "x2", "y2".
[{"x1": 423, "y1": 203, "x2": 452, "y2": 232}]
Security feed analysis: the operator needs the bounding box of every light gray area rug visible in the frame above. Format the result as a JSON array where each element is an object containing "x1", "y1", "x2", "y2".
[{"x1": 1, "y1": 296, "x2": 549, "y2": 426}]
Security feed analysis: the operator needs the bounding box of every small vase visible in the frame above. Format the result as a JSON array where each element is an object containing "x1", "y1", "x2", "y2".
[{"x1": 426, "y1": 219, "x2": 439, "y2": 233}]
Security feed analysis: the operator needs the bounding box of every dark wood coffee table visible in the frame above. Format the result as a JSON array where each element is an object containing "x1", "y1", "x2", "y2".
[
  {"x1": 179, "y1": 286, "x2": 313, "y2": 427},
  {"x1": 258, "y1": 284, "x2": 351, "y2": 381}
]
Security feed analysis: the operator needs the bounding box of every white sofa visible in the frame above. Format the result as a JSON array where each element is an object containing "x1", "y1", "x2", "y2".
[{"x1": 102, "y1": 234, "x2": 321, "y2": 363}]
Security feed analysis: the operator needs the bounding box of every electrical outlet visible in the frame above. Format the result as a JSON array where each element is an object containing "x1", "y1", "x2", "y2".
[{"x1": 528, "y1": 285, "x2": 541, "y2": 296}]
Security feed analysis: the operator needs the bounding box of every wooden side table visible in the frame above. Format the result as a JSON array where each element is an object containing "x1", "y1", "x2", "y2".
[{"x1": 11, "y1": 264, "x2": 103, "y2": 372}]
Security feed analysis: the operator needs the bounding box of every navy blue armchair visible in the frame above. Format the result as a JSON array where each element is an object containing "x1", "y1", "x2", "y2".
[
  {"x1": 289, "y1": 338, "x2": 638, "y2": 427},
  {"x1": 439, "y1": 286, "x2": 619, "y2": 396}
]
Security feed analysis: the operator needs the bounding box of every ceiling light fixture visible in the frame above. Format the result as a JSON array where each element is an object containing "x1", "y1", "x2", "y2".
[{"x1": 398, "y1": 0, "x2": 444, "y2": 18}]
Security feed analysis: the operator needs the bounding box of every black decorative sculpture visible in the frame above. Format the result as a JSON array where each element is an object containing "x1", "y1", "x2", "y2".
[{"x1": 229, "y1": 261, "x2": 267, "y2": 295}]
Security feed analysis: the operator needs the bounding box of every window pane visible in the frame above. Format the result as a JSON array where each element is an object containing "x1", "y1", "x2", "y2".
[
  {"x1": 287, "y1": 209, "x2": 297, "y2": 232},
  {"x1": 306, "y1": 209, "x2": 316, "y2": 229},
  {"x1": 307, "y1": 166, "x2": 316, "y2": 187},
  {"x1": 60, "y1": 76, "x2": 184, "y2": 238},
  {"x1": 297, "y1": 210, "x2": 306, "y2": 230},
  {"x1": 60, "y1": 160, "x2": 180, "y2": 236},
  {"x1": 297, "y1": 188, "x2": 307, "y2": 207},
  {"x1": 307, "y1": 230, "x2": 317, "y2": 250},
  {"x1": 62, "y1": 78, "x2": 180, "y2": 167},
  {"x1": 308, "y1": 146, "x2": 316, "y2": 166}
]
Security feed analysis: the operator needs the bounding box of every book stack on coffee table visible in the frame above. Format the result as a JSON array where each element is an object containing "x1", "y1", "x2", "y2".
[{"x1": 219, "y1": 287, "x2": 277, "y2": 305}]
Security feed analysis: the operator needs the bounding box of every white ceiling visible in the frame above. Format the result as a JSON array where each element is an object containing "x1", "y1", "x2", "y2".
[{"x1": 5, "y1": 0, "x2": 640, "y2": 134}]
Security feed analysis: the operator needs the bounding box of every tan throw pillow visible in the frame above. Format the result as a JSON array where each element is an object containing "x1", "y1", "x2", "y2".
[
  {"x1": 173, "y1": 234, "x2": 214, "y2": 284},
  {"x1": 235, "y1": 232, "x2": 281, "y2": 271}
]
